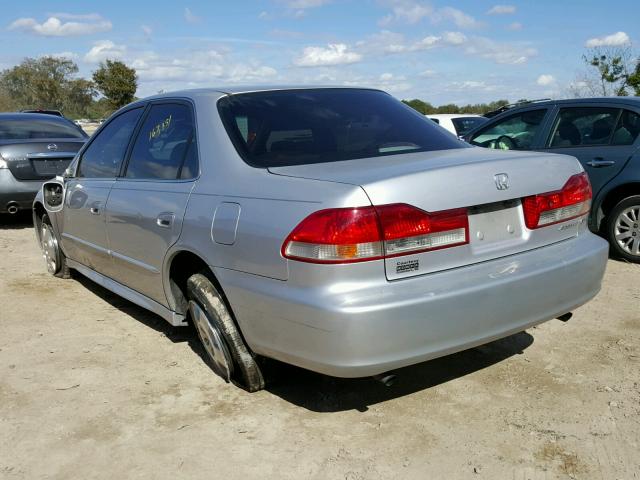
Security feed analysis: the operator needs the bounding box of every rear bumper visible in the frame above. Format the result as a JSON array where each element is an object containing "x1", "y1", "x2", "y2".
[
  {"x1": 0, "y1": 169, "x2": 42, "y2": 212},
  {"x1": 217, "y1": 233, "x2": 609, "y2": 378}
]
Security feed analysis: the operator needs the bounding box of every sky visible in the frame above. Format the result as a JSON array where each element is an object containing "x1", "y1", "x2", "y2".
[{"x1": 0, "y1": 0, "x2": 638, "y2": 105}]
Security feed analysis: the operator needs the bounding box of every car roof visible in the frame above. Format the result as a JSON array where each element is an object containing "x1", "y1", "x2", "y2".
[
  {"x1": 0, "y1": 112, "x2": 72, "y2": 121},
  {"x1": 507, "y1": 97, "x2": 640, "y2": 110},
  {"x1": 427, "y1": 114, "x2": 483, "y2": 119},
  {"x1": 134, "y1": 85, "x2": 385, "y2": 103}
]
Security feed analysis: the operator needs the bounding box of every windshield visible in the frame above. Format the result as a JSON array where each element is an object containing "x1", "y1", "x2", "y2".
[
  {"x1": 452, "y1": 117, "x2": 487, "y2": 136},
  {"x1": 217, "y1": 89, "x2": 467, "y2": 167},
  {"x1": 0, "y1": 117, "x2": 86, "y2": 140}
]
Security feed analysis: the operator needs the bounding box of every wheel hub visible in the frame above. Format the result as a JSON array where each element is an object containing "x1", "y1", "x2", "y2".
[
  {"x1": 41, "y1": 223, "x2": 59, "y2": 274},
  {"x1": 614, "y1": 206, "x2": 640, "y2": 256},
  {"x1": 189, "y1": 300, "x2": 233, "y2": 382}
]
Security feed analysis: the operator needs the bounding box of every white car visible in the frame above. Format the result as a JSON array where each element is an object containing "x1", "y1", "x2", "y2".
[{"x1": 427, "y1": 114, "x2": 488, "y2": 137}]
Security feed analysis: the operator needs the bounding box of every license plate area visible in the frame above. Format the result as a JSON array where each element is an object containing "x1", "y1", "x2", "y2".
[
  {"x1": 468, "y1": 199, "x2": 526, "y2": 253},
  {"x1": 31, "y1": 158, "x2": 71, "y2": 176}
]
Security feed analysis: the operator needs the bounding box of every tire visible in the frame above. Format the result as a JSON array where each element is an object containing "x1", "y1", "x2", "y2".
[
  {"x1": 186, "y1": 273, "x2": 265, "y2": 392},
  {"x1": 606, "y1": 195, "x2": 640, "y2": 263},
  {"x1": 40, "y1": 214, "x2": 71, "y2": 279}
]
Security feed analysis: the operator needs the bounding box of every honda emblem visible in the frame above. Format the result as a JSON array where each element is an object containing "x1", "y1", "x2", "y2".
[{"x1": 494, "y1": 173, "x2": 509, "y2": 190}]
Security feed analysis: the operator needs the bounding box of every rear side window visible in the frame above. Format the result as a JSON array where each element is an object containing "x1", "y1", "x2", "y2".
[
  {"x1": 217, "y1": 89, "x2": 466, "y2": 168},
  {"x1": 0, "y1": 117, "x2": 86, "y2": 140},
  {"x1": 125, "y1": 103, "x2": 197, "y2": 180},
  {"x1": 548, "y1": 107, "x2": 619, "y2": 147},
  {"x1": 612, "y1": 110, "x2": 640, "y2": 146},
  {"x1": 77, "y1": 108, "x2": 143, "y2": 178},
  {"x1": 470, "y1": 109, "x2": 547, "y2": 150},
  {"x1": 452, "y1": 117, "x2": 487, "y2": 136}
]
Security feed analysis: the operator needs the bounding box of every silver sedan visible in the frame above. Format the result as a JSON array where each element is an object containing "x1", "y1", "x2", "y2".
[{"x1": 34, "y1": 87, "x2": 608, "y2": 391}]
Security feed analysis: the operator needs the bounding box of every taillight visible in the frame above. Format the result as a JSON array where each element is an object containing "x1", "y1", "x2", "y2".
[
  {"x1": 522, "y1": 172, "x2": 592, "y2": 229},
  {"x1": 282, "y1": 204, "x2": 468, "y2": 264}
]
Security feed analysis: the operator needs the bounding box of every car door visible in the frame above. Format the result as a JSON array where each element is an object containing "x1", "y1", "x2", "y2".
[
  {"x1": 60, "y1": 107, "x2": 144, "y2": 273},
  {"x1": 468, "y1": 107, "x2": 552, "y2": 151},
  {"x1": 541, "y1": 104, "x2": 640, "y2": 197},
  {"x1": 105, "y1": 101, "x2": 199, "y2": 305}
]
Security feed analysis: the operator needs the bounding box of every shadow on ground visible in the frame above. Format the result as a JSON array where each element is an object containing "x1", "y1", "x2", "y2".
[
  {"x1": 0, "y1": 211, "x2": 33, "y2": 230},
  {"x1": 74, "y1": 271, "x2": 534, "y2": 413}
]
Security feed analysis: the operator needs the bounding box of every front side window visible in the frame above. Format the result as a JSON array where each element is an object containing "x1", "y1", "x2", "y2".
[
  {"x1": 217, "y1": 89, "x2": 466, "y2": 168},
  {"x1": 612, "y1": 110, "x2": 640, "y2": 146},
  {"x1": 77, "y1": 108, "x2": 143, "y2": 178},
  {"x1": 452, "y1": 117, "x2": 487, "y2": 136},
  {"x1": 470, "y1": 109, "x2": 547, "y2": 150},
  {"x1": 125, "y1": 103, "x2": 197, "y2": 180},
  {"x1": 548, "y1": 107, "x2": 620, "y2": 148}
]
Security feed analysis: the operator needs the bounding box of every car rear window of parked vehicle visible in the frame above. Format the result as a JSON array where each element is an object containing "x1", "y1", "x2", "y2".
[
  {"x1": 125, "y1": 103, "x2": 198, "y2": 180},
  {"x1": 612, "y1": 110, "x2": 640, "y2": 146},
  {"x1": 217, "y1": 89, "x2": 466, "y2": 167},
  {"x1": 548, "y1": 107, "x2": 640, "y2": 147},
  {"x1": 77, "y1": 108, "x2": 143, "y2": 178},
  {"x1": 0, "y1": 118, "x2": 85, "y2": 140}
]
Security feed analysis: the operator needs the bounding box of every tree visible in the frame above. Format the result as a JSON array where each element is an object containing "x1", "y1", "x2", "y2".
[
  {"x1": 572, "y1": 46, "x2": 639, "y2": 97},
  {"x1": 402, "y1": 99, "x2": 434, "y2": 114},
  {"x1": 0, "y1": 56, "x2": 94, "y2": 115},
  {"x1": 92, "y1": 60, "x2": 138, "y2": 110}
]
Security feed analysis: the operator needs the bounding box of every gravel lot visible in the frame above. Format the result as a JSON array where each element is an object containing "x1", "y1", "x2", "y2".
[{"x1": 1, "y1": 213, "x2": 639, "y2": 479}]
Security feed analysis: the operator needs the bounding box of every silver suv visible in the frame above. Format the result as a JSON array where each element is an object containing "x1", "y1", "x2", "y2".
[{"x1": 34, "y1": 87, "x2": 608, "y2": 391}]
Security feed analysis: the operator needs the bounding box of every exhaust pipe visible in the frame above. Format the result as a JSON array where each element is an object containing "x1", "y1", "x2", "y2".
[
  {"x1": 557, "y1": 312, "x2": 572, "y2": 322},
  {"x1": 6, "y1": 202, "x2": 19, "y2": 214},
  {"x1": 373, "y1": 373, "x2": 397, "y2": 387}
]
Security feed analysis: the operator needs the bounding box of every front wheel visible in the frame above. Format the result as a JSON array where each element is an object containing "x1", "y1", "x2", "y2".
[
  {"x1": 186, "y1": 273, "x2": 265, "y2": 392},
  {"x1": 606, "y1": 195, "x2": 640, "y2": 263},
  {"x1": 40, "y1": 214, "x2": 70, "y2": 278}
]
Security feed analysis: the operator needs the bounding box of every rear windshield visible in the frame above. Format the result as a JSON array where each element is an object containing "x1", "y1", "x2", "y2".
[
  {"x1": 217, "y1": 89, "x2": 467, "y2": 167},
  {"x1": 0, "y1": 117, "x2": 86, "y2": 140}
]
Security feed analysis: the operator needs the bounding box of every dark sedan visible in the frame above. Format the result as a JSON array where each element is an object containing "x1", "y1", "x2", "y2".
[
  {"x1": 465, "y1": 97, "x2": 640, "y2": 262},
  {"x1": 0, "y1": 113, "x2": 87, "y2": 214}
]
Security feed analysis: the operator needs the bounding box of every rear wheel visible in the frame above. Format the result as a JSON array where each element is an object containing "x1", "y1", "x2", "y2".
[
  {"x1": 40, "y1": 214, "x2": 71, "y2": 278},
  {"x1": 186, "y1": 273, "x2": 265, "y2": 392},
  {"x1": 607, "y1": 195, "x2": 640, "y2": 263}
]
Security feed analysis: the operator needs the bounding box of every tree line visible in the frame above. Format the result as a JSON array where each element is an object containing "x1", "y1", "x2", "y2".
[{"x1": 0, "y1": 56, "x2": 137, "y2": 119}]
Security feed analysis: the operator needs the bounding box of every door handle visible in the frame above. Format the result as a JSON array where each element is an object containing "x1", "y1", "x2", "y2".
[
  {"x1": 156, "y1": 213, "x2": 175, "y2": 228},
  {"x1": 586, "y1": 158, "x2": 615, "y2": 168}
]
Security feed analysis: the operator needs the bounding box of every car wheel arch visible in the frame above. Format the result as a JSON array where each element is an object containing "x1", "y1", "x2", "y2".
[{"x1": 597, "y1": 182, "x2": 640, "y2": 232}]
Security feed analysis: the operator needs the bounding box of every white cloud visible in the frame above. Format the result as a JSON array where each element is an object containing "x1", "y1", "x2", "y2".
[
  {"x1": 487, "y1": 5, "x2": 516, "y2": 15},
  {"x1": 536, "y1": 74, "x2": 555, "y2": 86},
  {"x1": 184, "y1": 8, "x2": 201, "y2": 24},
  {"x1": 506, "y1": 22, "x2": 522, "y2": 31},
  {"x1": 8, "y1": 15, "x2": 112, "y2": 36},
  {"x1": 294, "y1": 43, "x2": 362, "y2": 67},
  {"x1": 443, "y1": 31, "x2": 467, "y2": 45},
  {"x1": 84, "y1": 40, "x2": 126, "y2": 63},
  {"x1": 285, "y1": 0, "x2": 330, "y2": 8},
  {"x1": 47, "y1": 13, "x2": 103, "y2": 21},
  {"x1": 585, "y1": 31, "x2": 630, "y2": 48},
  {"x1": 434, "y1": 7, "x2": 481, "y2": 29},
  {"x1": 379, "y1": 0, "x2": 433, "y2": 26},
  {"x1": 465, "y1": 38, "x2": 537, "y2": 64},
  {"x1": 419, "y1": 69, "x2": 436, "y2": 77}
]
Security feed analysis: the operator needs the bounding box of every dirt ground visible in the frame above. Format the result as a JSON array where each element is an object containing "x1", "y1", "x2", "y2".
[{"x1": 1, "y1": 212, "x2": 639, "y2": 480}]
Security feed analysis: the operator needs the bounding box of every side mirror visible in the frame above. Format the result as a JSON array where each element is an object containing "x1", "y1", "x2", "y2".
[{"x1": 42, "y1": 180, "x2": 65, "y2": 213}]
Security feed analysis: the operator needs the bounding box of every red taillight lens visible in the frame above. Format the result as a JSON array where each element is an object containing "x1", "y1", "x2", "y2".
[
  {"x1": 522, "y1": 172, "x2": 592, "y2": 229},
  {"x1": 376, "y1": 204, "x2": 468, "y2": 257},
  {"x1": 282, "y1": 207, "x2": 383, "y2": 263},
  {"x1": 282, "y1": 204, "x2": 468, "y2": 263}
]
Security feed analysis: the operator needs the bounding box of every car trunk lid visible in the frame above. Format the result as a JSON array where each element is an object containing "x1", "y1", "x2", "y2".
[
  {"x1": 270, "y1": 148, "x2": 587, "y2": 279},
  {"x1": 0, "y1": 139, "x2": 84, "y2": 180}
]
